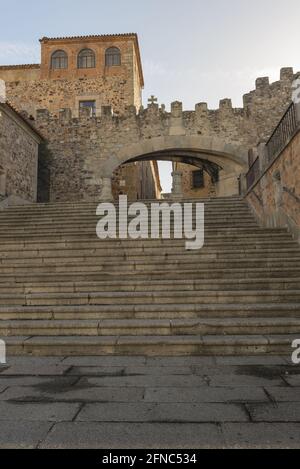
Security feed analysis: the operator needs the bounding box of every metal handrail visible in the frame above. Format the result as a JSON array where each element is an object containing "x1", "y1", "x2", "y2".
[{"x1": 266, "y1": 102, "x2": 297, "y2": 162}]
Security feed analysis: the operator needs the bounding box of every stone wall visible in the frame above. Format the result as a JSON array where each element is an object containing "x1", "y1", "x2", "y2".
[
  {"x1": 30, "y1": 67, "x2": 297, "y2": 202},
  {"x1": 246, "y1": 128, "x2": 300, "y2": 242},
  {"x1": 4, "y1": 76, "x2": 133, "y2": 119},
  {"x1": 0, "y1": 65, "x2": 40, "y2": 82},
  {"x1": 0, "y1": 103, "x2": 41, "y2": 203},
  {"x1": 1, "y1": 62, "x2": 297, "y2": 203}
]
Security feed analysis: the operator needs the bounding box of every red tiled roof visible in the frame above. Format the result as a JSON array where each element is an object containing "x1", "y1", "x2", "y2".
[{"x1": 39, "y1": 33, "x2": 138, "y2": 42}]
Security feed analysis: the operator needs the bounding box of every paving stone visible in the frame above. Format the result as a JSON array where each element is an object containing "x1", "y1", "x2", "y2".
[
  {"x1": 283, "y1": 356, "x2": 300, "y2": 365},
  {"x1": 146, "y1": 357, "x2": 216, "y2": 366},
  {"x1": 0, "y1": 364, "x2": 72, "y2": 376},
  {"x1": 77, "y1": 402, "x2": 248, "y2": 423},
  {"x1": 196, "y1": 364, "x2": 298, "y2": 378},
  {"x1": 265, "y1": 387, "x2": 300, "y2": 402},
  {"x1": 208, "y1": 374, "x2": 285, "y2": 387},
  {"x1": 222, "y1": 423, "x2": 300, "y2": 448},
  {"x1": 6, "y1": 357, "x2": 65, "y2": 366},
  {"x1": 62, "y1": 356, "x2": 147, "y2": 366},
  {"x1": 247, "y1": 403, "x2": 300, "y2": 422},
  {"x1": 67, "y1": 366, "x2": 125, "y2": 376},
  {"x1": 124, "y1": 366, "x2": 193, "y2": 375},
  {"x1": 215, "y1": 356, "x2": 289, "y2": 366},
  {"x1": 0, "y1": 376, "x2": 77, "y2": 387},
  {"x1": 144, "y1": 386, "x2": 268, "y2": 403},
  {"x1": 284, "y1": 375, "x2": 300, "y2": 386},
  {"x1": 0, "y1": 402, "x2": 80, "y2": 421},
  {"x1": 0, "y1": 421, "x2": 53, "y2": 449},
  {"x1": 193, "y1": 365, "x2": 255, "y2": 376},
  {"x1": 40, "y1": 422, "x2": 224, "y2": 449},
  {"x1": 83, "y1": 375, "x2": 207, "y2": 388},
  {"x1": 0, "y1": 386, "x2": 144, "y2": 403}
]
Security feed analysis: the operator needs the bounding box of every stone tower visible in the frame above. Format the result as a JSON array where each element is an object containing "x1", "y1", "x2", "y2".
[{"x1": 0, "y1": 33, "x2": 144, "y2": 118}]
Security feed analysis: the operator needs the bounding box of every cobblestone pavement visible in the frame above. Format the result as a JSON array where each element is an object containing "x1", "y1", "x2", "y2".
[{"x1": 0, "y1": 355, "x2": 299, "y2": 448}]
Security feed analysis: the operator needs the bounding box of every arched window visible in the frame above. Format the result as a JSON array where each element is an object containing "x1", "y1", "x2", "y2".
[
  {"x1": 78, "y1": 49, "x2": 96, "y2": 69},
  {"x1": 51, "y1": 50, "x2": 68, "y2": 69},
  {"x1": 105, "y1": 47, "x2": 121, "y2": 66}
]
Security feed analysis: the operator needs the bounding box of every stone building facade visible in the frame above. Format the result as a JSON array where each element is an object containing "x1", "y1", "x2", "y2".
[
  {"x1": 172, "y1": 162, "x2": 217, "y2": 198},
  {"x1": 0, "y1": 101, "x2": 42, "y2": 206},
  {"x1": 113, "y1": 161, "x2": 161, "y2": 201}
]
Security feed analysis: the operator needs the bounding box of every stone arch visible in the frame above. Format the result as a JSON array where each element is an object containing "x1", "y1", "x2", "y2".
[
  {"x1": 100, "y1": 135, "x2": 248, "y2": 199},
  {"x1": 103, "y1": 135, "x2": 248, "y2": 176}
]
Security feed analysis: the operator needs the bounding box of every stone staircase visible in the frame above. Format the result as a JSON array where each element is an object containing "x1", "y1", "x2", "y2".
[{"x1": 0, "y1": 196, "x2": 300, "y2": 356}]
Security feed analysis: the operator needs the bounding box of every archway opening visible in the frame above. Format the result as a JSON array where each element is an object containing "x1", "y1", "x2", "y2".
[{"x1": 110, "y1": 147, "x2": 243, "y2": 201}]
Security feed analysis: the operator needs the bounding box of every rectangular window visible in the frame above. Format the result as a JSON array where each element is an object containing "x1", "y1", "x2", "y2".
[
  {"x1": 79, "y1": 100, "x2": 96, "y2": 117},
  {"x1": 192, "y1": 170, "x2": 204, "y2": 189}
]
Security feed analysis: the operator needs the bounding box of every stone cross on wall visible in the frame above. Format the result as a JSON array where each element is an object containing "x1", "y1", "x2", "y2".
[{"x1": 148, "y1": 95, "x2": 158, "y2": 105}]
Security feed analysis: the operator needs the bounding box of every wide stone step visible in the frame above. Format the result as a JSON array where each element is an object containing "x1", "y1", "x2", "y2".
[
  {"x1": 5, "y1": 333, "x2": 298, "y2": 356},
  {"x1": 0, "y1": 277, "x2": 299, "y2": 293},
  {"x1": 0, "y1": 214, "x2": 254, "y2": 226},
  {"x1": 0, "y1": 197, "x2": 245, "y2": 212},
  {"x1": 0, "y1": 259, "x2": 299, "y2": 276},
  {"x1": 0, "y1": 237, "x2": 296, "y2": 252},
  {"x1": 1, "y1": 247, "x2": 300, "y2": 262},
  {"x1": 0, "y1": 230, "x2": 291, "y2": 242},
  {"x1": 0, "y1": 226, "x2": 261, "y2": 239},
  {"x1": 0, "y1": 210, "x2": 254, "y2": 220},
  {"x1": 0, "y1": 218, "x2": 257, "y2": 228},
  {"x1": 1, "y1": 198, "x2": 245, "y2": 211},
  {"x1": 0, "y1": 229, "x2": 291, "y2": 242},
  {"x1": 1, "y1": 267, "x2": 300, "y2": 283},
  {"x1": 0, "y1": 303, "x2": 299, "y2": 320},
  {"x1": 0, "y1": 204, "x2": 248, "y2": 216},
  {"x1": 0, "y1": 290, "x2": 300, "y2": 306},
  {"x1": 1, "y1": 254, "x2": 299, "y2": 268},
  {"x1": 1, "y1": 317, "x2": 300, "y2": 337}
]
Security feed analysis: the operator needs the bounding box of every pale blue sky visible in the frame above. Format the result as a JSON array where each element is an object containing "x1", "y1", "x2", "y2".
[{"x1": 1, "y1": 0, "x2": 300, "y2": 191}]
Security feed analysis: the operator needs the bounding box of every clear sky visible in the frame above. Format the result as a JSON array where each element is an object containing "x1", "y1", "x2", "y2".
[{"x1": 1, "y1": 0, "x2": 300, "y2": 192}]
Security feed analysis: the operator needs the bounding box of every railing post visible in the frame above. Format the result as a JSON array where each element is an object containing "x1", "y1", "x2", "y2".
[
  {"x1": 257, "y1": 143, "x2": 268, "y2": 171},
  {"x1": 239, "y1": 173, "x2": 248, "y2": 195}
]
